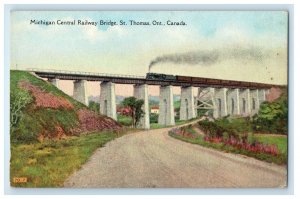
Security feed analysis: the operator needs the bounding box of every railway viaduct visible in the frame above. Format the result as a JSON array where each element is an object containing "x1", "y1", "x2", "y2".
[{"x1": 30, "y1": 69, "x2": 278, "y2": 129}]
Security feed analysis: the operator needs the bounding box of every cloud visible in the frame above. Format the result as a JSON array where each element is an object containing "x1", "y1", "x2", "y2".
[{"x1": 81, "y1": 25, "x2": 126, "y2": 43}]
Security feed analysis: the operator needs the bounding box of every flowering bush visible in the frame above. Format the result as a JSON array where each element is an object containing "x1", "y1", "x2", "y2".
[
  {"x1": 198, "y1": 119, "x2": 239, "y2": 140},
  {"x1": 203, "y1": 136, "x2": 222, "y2": 143},
  {"x1": 197, "y1": 119, "x2": 280, "y2": 156},
  {"x1": 171, "y1": 128, "x2": 279, "y2": 156},
  {"x1": 203, "y1": 135, "x2": 279, "y2": 156}
]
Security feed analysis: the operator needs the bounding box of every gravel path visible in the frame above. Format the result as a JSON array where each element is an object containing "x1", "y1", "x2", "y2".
[{"x1": 64, "y1": 127, "x2": 287, "y2": 188}]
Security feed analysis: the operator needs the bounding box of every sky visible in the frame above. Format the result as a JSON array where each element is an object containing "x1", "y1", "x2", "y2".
[{"x1": 10, "y1": 11, "x2": 288, "y2": 96}]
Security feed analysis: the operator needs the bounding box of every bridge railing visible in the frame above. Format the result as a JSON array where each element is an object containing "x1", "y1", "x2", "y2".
[{"x1": 27, "y1": 68, "x2": 146, "y2": 79}]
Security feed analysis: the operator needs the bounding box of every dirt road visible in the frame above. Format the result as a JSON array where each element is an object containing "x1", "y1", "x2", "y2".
[{"x1": 64, "y1": 127, "x2": 287, "y2": 188}]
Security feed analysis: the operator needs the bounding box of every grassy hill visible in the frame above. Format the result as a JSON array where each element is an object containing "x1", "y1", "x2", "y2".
[
  {"x1": 10, "y1": 70, "x2": 127, "y2": 187},
  {"x1": 10, "y1": 70, "x2": 121, "y2": 144}
]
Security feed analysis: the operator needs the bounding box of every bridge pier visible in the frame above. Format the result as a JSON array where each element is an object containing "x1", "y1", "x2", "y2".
[
  {"x1": 48, "y1": 78, "x2": 59, "y2": 88},
  {"x1": 133, "y1": 84, "x2": 150, "y2": 129},
  {"x1": 158, "y1": 85, "x2": 175, "y2": 126},
  {"x1": 227, "y1": 88, "x2": 240, "y2": 116},
  {"x1": 239, "y1": 89, "x2": 251, "y2": 116},
  {"x1": 180, "y1": 86, "x2": 196, "y2": 120},
  {"x1": 73, "y1": 80, "x2": 88, "y2": 106},
  {"x1": 214, "y1": 88, "x2": 228, "y2": 118},
  {"x1": 100, "y1": 82, "x2": 117, "y2": 120},
  {"x1": 258, "y1": 89, "x2": 267, "y2": 104},
  {"x1": 250, "y1": 89, "x2": 260, "y2": 115}
]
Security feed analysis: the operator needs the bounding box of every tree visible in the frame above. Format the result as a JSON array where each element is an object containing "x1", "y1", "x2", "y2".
[
  {"x1": 122, "y1": 97, "x2": 144, "y2": 127},
  {"x1": 10, "y1": 90, "x2": 32, "y2": 133},
  {"x1": 252, "y1": 90, "x2": 288, "y2": 134}
]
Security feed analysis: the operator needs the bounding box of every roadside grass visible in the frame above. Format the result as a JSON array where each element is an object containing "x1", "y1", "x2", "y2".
[
  {"x1": 150, "y1": 123, "x2": 166, "y2": 129},
  {"x1": 10, "y1": 132, "x2": 117, "y2": 187},
  {"x1": 254, "y1": 134, "x2": 287, "y2": 156},
  {"x1": 175, "y1": 120, "x2": 187, "y2": 126},
  {"x1": 150, "y1": 123, "x2": 177, "y2": 129},
  {"x1": 176, "y1": 118, "x2": 200, "y2": 126},
  {"x1": 169, "y1": 129, "x2": 287, "y2": 165},
  {"x1": 117, "y1": 114, "x2": 132, "y2": 126},
  {"x1": 150, "y1": 118, "x2": 200, "y2": 129}
]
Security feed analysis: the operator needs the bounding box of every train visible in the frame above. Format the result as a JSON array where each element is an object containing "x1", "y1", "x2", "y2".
[{"x1": 146, "y1": 72, "x2": 271, "y2": 88}]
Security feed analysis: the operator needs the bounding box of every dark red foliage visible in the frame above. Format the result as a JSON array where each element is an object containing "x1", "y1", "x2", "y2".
[
  {"x1": 203, "y1": 136, "x2": 222, "y2": 143},
  {"x1": 207, "y1": 136, "x2": 280, "y2": 156},
  {"x1": 19, "y1": 81, "x2": 73, "y2": 109},
  {"x1": 77, "y1": 109, "x2": 122, "y2": 132},
  {"x1": 170, "y1": 128, "x2": 199, "y2": 139},
  {"x1": 117, "y1": 107, "x2": 132, "y2": 116}
]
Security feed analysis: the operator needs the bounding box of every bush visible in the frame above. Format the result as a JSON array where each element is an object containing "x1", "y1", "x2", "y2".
[
  {"x1": 247, "y1": 132, "x2": 254, "y2": 144},
  {"x1": 222, "y1": 132, "x2": 229, "y2": 141},
  {"x1": 10, "y1": 89, "x2": 33, "y2": 139},
  {"x1": 198, "y1": 118, "x2": 239, "y2": 139},
  {"x1": 150, "y1": 113, "x2": 158, "y2": 123},
  {"x1": 252, "y1": 91, "x2": 288, "y2": 134}
]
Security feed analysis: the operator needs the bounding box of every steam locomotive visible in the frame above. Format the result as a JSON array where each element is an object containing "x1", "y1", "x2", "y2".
[
  {"x1": 146, "y1": 72, "x2": 270, "y2": 88},
  {"x1": 146, "y1": 73, "x2": 176, "y2": 81}
]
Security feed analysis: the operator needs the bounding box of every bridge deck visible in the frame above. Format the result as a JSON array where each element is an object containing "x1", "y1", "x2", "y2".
[{"x1": 28, "y1": 69, "x2": 280, "y2": 89}]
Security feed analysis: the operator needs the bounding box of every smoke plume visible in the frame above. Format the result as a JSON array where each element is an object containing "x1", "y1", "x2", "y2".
[
  {"x1": 148, "y1": 47, "x2": 268, "y2": 72},
  {"x1": 148, "y1": 50, "x2": 219, "y2": 72}
]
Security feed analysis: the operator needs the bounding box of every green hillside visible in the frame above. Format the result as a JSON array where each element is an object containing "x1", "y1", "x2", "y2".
[{"x1": 10, "y1": 70, "x2": 121, "y2": 144}]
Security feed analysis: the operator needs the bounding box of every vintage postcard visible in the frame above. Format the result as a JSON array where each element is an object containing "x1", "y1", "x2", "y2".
[{"x1": 10, "y1": 11, "x2": 288, "y2": 188}]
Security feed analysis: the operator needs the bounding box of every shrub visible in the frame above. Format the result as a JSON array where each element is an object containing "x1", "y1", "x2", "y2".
[
  {"x1": 10, "y1": 89, "x2": 33, "y2": 138},
  {"x1": 222, "y1": 132, "x2": 229, "y2": 141},
  {"x1": 223, "y1": 138, "x2": 279, "y2": 156},
  {"x1": 150, "y1": 113, "x2": 158, "y2": 123},
  {"x1": 252, "y1": 90, "x2": 288, "y2": 134},
  {"x1": 198, "y1": 119, "x2": 239, "y2": 139},
  {"x1": 247, "y1": 132, "x2": 255, "y2": 144}
]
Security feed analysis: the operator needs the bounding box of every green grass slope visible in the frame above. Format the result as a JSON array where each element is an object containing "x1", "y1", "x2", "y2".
[{"x1": 10, "y1": 70, "x2": 120, "y2": 144}]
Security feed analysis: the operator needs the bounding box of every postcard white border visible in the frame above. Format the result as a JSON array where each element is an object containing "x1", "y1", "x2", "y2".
[{"x1": 3, "y1": 3, "x2": 294, "y2": 196}]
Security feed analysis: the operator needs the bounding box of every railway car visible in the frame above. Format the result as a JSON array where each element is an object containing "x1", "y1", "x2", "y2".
[
  {"x1": 239, "y1": 81, "x2": 251, "y2": 87},
  {"x1": 191, "y1": 77, "x2": 207, "y2": 84},
  {"x1": 229, "y1": 80, "x2": 243, "y2": 87},
  {"x1": 146, "y1": 73, "x2": 176, "y2": 81},
  {"x1": 258, "y1": 83, "x2": 267, "y2": 88},
  {"x1": 221, "y1": 80, "x2": 231, "y2": 84},
  {"x1": 227, "y1": 80, "x2": 240, "y2": 86},
  {"x1": 206, "y1": 78, "x2": 221, "y2": 85},
  {"x1": 176, "y1": 75, "x2": 192, "y2": 82},
  {"x1": 261, "y1": 83, "x2": 271, "y2": 88},
  {"x1": 250, "y1": 82, "x2": 260, "y2": 88}
]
